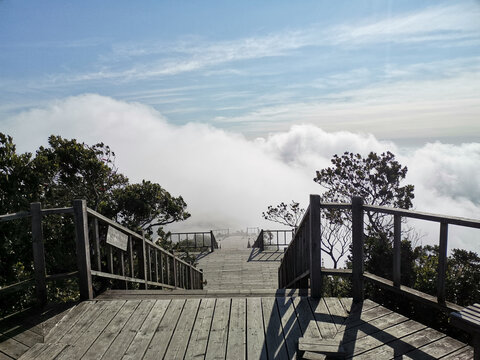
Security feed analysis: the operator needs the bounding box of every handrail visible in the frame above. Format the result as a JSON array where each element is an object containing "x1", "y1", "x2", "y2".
[
  {"x1": 167, "y1": 231, "x2": 218, "y2": 252},
  {"x1": 278, "y1": 194, "x2": 480, "y2": 310},
  {"x1": 254, "y1": 229, "x2": 294, "y2": 251},
  {"x1": 0, "y1": 200, "x2": 204, "y2": 309}
]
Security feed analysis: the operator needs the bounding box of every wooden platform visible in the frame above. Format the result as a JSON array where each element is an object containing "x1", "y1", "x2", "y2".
[
  {"x1": 4, "y1": 295, "x2": 472, "y2": 360},
  {"x1": 197, "y1": 248, "x2": 283, "y2": 290}
]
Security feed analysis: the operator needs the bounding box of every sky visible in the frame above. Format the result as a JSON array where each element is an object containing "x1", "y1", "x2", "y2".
[{"x1": 1, "y1": 1, "x2": 479, "y2": 258}]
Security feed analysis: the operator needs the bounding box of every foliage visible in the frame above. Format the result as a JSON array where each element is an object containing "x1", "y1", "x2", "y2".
[
  {"x1": 0, "y1": 133, "x2": 192, "y2": 310},
  {"x1": 262, "y1": 201, "x2": 305, "y2": 228}
]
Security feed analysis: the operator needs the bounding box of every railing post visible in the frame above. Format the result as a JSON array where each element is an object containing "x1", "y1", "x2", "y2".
[
  {"x1": 31, "y1": 202, "x2": 47, "y2": 307},
  {"x1": 260, "y1": 230, "x2": 264, "y2": 251},
  {"x1": 438, "y1": 222, "x2": 448, "y2": 304},
  {"x1": 141, "y1": 231, "x2": 148, "y2": 289},
  {"x1": 210, "y1": 231, "x2": 215, "y2": 252},
  {"x1": 352, "y1": 196, "x2": 364, "y2": 303},
  {"x1": 393, "y1": 214, "x2": 402, "y2": 287},
  {"x1": 309, "y1": 194, "x2": 322, "y2": 298},
  {"x1": 73, "y1": 200, "x2": 93, "y2": 300}
]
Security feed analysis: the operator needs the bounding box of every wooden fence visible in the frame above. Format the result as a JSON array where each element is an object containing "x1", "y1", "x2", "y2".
[
  {"x1": 253, "y1": 229, "x2": 294, "y2": 251},
  {"x1": 278, "y1": 195, "x2": 480, "y2": 311},
  {"x1": 167, "y1": 231, "x2": 219, "y2": 252},
  {"x1": 0, "y1": 200, "x2": 204, "y2": 307}
]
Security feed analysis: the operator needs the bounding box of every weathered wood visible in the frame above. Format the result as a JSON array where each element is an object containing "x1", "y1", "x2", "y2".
[
  {"x1": 310, "y1": 194, "x2": 322, "y2": 298},
  {"x1": 324, "y1": 297, "x2": 348, "y2": 333},
  {"x1": 92, "y1": 218, "x2": 101, "y2": 271},
  {"x1": 352, "y1": 196, "x2": 364, "y2": 303},
  {"x1": 205, "y1": 297, "x2": 230, "y2": 360},
  {"x1": 142, "y1": 299, "x2": 185, "y2": 360},
  {"x1": 141, "y1": 232, "x2": 148, "y2": 290},
  {"x1": 90, "y1": 269, "x2": 175, "y2": 289},
  {"x1": 164, "y1": 298, "x2": 201, "y2": 359},
  {"x1": 122, "y1": 299, "x2": 170, "y2": 359},
  {"x1": 438, "y1": 221, "x2": 448, "y2": 304},
  {"x1": 184, "y1": 298, "x2": 216, "y2": 359},
  {"x1": 40, "y1": 207, "x2": 73, "y2": 215},
  {"x1": 308, "y1": 298, "x2": 337, "y2": 339},
  {"x1": 262, "y1": 297, "x2": 289, "y2": 360},
  {"x1": 82, "y1": 300, "x2": 140, "y2": 360},
  {"x1": 225, "y1": 297, "x2": 246, "y2": 359},
  {"x1": 56, "y1": 300, "x2": 125, "y2": 360},
  {"x1": 293, "y1": 297, "x2": 321, "y2": 340},
  {"x1": 276, "y1": 297, "x2": 302, "y2": 359},
  {"x1": 0, "y1": 211, "x2": 30, "y2": 222},
  {"x1": 100, "y1": 299, "x2": 155, "y2": 359},
  {"x1": 364, "y1": 271, "x2": 463, "y2": 312},
  {"x1": 298, "y1": 337, "x2": 345, "y2": 355},
  {"x1": 363, "y1": 204, "x2": 480, "y2": 228},
  {"x1": 246, "y1": 297, "x2": 268, "y2": 359},
  {"x1": 31, "y1": 202, "x2": 47, "y2": 307},
  {"x1": 401, "y1": 334, "x2": 466, "y2": 359},
  {"x1": 393, "y1": 214, "x2": 401, "y2": 287},
  {"x1": 72, "y1": 199, "x2": 93, "y2": 300},
  {"x1": 45, "y1": 301, "x2": 95, "y2": 343}
]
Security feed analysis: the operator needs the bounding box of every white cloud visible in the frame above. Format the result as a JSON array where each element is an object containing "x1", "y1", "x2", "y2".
[{"x1": 4, "y1": 94, "x2": 480, "y2": 255}]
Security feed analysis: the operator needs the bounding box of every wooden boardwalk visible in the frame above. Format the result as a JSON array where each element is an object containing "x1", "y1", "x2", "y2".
[
  {"x1": 1, "y1": 246, "x2": 475, "y2": 359},
  {"x1": 10, "y1": 296, "x2": 472, "y2": 359},
  {"x1": 197, "y1": 248, "x2": 283, "y2": 290}
]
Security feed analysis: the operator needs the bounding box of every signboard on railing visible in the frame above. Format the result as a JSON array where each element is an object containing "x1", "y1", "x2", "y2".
[{"x1": 106, "y1": 225, "x2": 129, "y2": 251}]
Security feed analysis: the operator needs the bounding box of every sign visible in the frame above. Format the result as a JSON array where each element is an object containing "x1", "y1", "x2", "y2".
[{"x1": 106, "y1": 225, "x2": 129, "y2": 251}]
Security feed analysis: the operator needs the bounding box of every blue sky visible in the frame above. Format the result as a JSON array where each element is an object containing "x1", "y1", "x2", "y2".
[{"x1": 1, "y1": 0, "x2": 479, "y2": 144}]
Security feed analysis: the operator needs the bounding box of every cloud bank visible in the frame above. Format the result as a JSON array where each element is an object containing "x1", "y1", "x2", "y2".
[{"x1": 4, "y1": 94, "x2": 479, "y2": 254}]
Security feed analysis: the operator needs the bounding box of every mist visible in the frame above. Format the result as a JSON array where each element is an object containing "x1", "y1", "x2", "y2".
[{"x1": 5, "y1": 94, "x2": 480, "y2": 254}]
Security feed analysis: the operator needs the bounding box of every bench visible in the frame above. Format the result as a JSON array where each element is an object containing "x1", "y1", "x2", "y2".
[{"x1": 450, "y1": 304, "x2": 480, "y2": 360}]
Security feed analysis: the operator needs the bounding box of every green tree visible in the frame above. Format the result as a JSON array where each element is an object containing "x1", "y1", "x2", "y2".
[{"x1": 314, "y1": 151, "x2": 416, "y2": 278}]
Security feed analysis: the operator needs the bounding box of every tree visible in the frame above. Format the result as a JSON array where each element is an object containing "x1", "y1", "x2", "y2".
[
  {"x1": 262, "y1": 201, "x2": 305, "y2": 228},
  {"x1": 314, "y1": 151, "x2": 416, "y2": 277},
  {"x1": 0, "y1": 133, "x2": 191, "y2": 288}
]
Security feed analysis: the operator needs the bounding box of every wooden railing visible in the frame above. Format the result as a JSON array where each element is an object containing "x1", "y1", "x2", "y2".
[
  {"x1": 167, "y1": 231, "x2": 219, "y2": 252},
  {"x1": 0, "y1": 200, "x2": 204, "y2": 307},
  {"x1": 253, "y1": 229, "x2": 294, "y2": 251},
  {"x1": 278, "y1": 195, "x2": 480, "y2": 311}
]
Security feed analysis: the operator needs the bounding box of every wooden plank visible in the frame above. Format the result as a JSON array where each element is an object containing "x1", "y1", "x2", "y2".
[
  {"x1": 403, "y1": 335, "x2": 467, "y2": 359},
  {"x1": 246, "y1": 297, "x2": 268, "y2": 360},
  {"x1": 298, "y1": 337, "x2": 345, "y2": 355},
  {"x1": 226, "y1": 298, "x2": 246, "y2": 360},
  {"x1": 343, "y1": 319, "x2": 426, "y2": 357},
  {"x1": 33, "y1": 343, "x2": 68, "y2": 360},
  {"x1": 82, "y1": 300, "x2": 140, "y2": 360},
  {"x1": 354, "y1": 327, "x2": 444, "y2": 359},
  {"x1": 276, "y1": 297, "x2": 302, "y2": 360},
  {"x1": 100, "y1": 299, "x2": 155, "y2": 359},
  {"x1": 0, "y1": 334, "x2": 29, "y2": 359},
  {"x1": 324, "y1": 297, "x2": 349, "y2": 333},
  {"x1": 56, "y1": 300, "x2": 126, "y2": 360},
  {"x1": 122, "y1": 299, "x2": 170, "y2": 359},
  {"x1": 45, "y1": 301, "x2": 96, "y2": 343},
  {"x1": 56, "y1": 301, "x2": 109, "y2": 345},
  {"x1": 205, "y1": 298, "x2": 231, "y2": 360},
  {"x1": 308, "y1": 298, "x2": 337, "y2": 339},
  {"x1": 184, "y1": 298, "x2": 216, "y2": 359},
  {"x1": 441, "y1": 346, "x2": 474, "y2": 359},
  {"x1": 262, "y1": 297, "x2": 289, "y2": 360},
  {"x1": 17, "y1": 342, "x2": 45, "y2": 360},
  {"x1": 164, "y1": 298, "x2": 201, "y2": 360},
  {"x1": 3, "y1": 327, "x2": 42, "y2": 348},
  {"x1": 338, "y1": 309, "x2": 406, "y2": 345},
  {"x1": 293, "y1": 297, "x2": 321, "y2": 340},
  {"x1": 142, "y1": 299, "x2": 186, "y2": 360},
  {"x1": 363, "y1": 204, "x2": 480, "y2": 228}
]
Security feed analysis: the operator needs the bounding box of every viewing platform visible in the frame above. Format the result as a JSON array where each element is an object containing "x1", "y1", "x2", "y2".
[{"x1": 1, "y1": 198, "x2": 479, "y2": 359}]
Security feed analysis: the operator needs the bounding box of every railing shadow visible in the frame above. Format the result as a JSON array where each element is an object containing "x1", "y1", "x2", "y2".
[
  {"x1": 0, "y1": 302, "x2": 76, "y2": 356},
  {"x1": 247, "y1": 248, "x2": 283, "y2": 262}
]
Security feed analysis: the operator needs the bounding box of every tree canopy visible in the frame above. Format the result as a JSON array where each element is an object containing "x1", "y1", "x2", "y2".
[{"x1": 0, "y1": 133, "x2": 190, "y2": 288}]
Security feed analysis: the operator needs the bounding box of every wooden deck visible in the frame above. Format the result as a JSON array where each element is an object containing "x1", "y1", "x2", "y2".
[
  {"x1": 0, "y1": 246, "x2": 475, "y2": 359},
  {"x1": 7, "y1": 295, "x2": 472, "y2": 359},
  {"x1": 197, "y1": 248, "x2": 283, "y2": 290}
]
